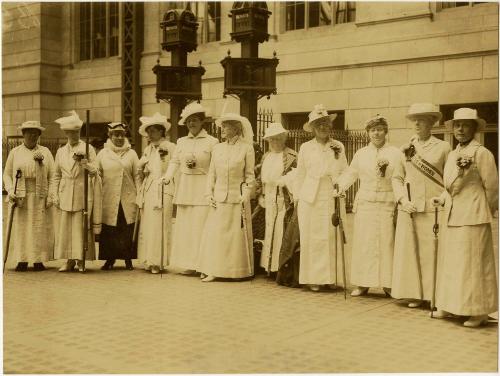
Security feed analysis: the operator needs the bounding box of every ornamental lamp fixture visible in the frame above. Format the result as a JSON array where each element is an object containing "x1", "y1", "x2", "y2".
[
  {"x1": 153, "y1": 60, "x2": 206, "y2": 103},
  {"x1": 229, "y1": 2, "x2": 271, "y2": 43},
  {"x1": 160, "y1": 9, "x2": 199, "y2": 52}
]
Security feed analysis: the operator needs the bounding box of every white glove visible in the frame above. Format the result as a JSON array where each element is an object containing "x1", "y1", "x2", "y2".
[
  {"x1": 332, "y1": 188, "x2": 345, "y2": 198},
  {"x1": 430, "y1": 196, "x2": 445, "y2": 207},
  {"x1": 258, "y1": 195, "x2": 266, "y2": 208},
  {"x1": 239, "y1": 190, "x2": 250, "y2": 204},
  {"x1": 8, "y1": 191, "x2": 18, "y2": 203},
  {"x1": 207, "y1": 195, "x2": 217, "y2": 208},
  {"x1": 45, "y1": 198, "x2": 54, "y2": 209},
  {"x1": 400, "y1": 198, "x2": 417, "y2": 214},
  {"x1": 161, "y1": 177, "x2": 171, "y2": 186},
  {"x1": 276, "y1": 176, "x2": 286, "y2": 188}
]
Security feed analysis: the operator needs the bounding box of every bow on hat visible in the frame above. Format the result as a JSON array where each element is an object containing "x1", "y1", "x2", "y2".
[
  {"x1": 55, "y1": 110, "x2": 83, "y2": 131},
  {"x1": 303, "y1": 104, "x2": 337, "y2": 132},
  {"x1": 138, "y1": 112, "x2": 171, "y2": 137}
]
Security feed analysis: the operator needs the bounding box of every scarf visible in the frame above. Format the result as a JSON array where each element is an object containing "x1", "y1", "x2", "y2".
[{"x1": 104, "y1": 138, "x2": 131, "y2": 156}]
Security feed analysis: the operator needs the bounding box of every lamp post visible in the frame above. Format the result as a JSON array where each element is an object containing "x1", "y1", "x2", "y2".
[
  {"x1": 221, "y1": 2, "x2": 279, "y2": 138},
  {"x1": 154, "y1": 9, "x2": 205, "y2": 141}
]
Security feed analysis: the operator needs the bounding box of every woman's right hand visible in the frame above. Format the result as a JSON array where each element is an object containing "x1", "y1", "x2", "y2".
[
  {"x1": 400, "y1": 198, "x2": 417, "y2": 214},
  {"x1": 8, "y1": 191, "x2": 18, "y2": 203},
  {"x1": 430, "y1": 196, "x2": 445, "y2": 207}
]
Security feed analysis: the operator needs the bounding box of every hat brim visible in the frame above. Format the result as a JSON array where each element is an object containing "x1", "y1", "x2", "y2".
[
  {"x1": 178, "y1": 111, "x2": 205, "y2": 126},
  {"x1": 445, "y1": 118, "x2": 486, "y2": 131},
  {"x1": 406, "y1": 112, "x2": 442, "y2": 122},
  {"x1": 18, "y1": 125, "x2": 45, "y2": 132},
  {"x1": 139, "y1": 122, "x2": 171, "y2": 137},
  {"x1": 216, "y1": 114, "x2": 254, "y2": 144},
  {"x1": 263, "y1": 130, "x2": 288, "y2": 140},
  {"x1": 303, "y1": 114, "x2": 337, "y2": 132}
]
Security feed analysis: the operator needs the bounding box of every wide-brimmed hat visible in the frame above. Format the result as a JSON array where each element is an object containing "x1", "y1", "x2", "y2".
[
  {"x1": 55, "y1": 110, "x2": 83, "y2": 131},
  {"x1": 263, "y1": 122, "x2": 288, "y2": 140},
  {"x1": 216, "y1": 113, "x2": 254, "y2": 144},
  {"x1": 365, "y1": 114, "x2": 389, "y2": 131},
  {"x1": 18, "y1": 120, "x2": 45, "y2": 132},
  {"x1": 107, "y1": 122, "x2": 128, "y2": 132},
  {"x1": 406, "y1": 103, "x2": 442, "y2": 123},
  {"x1": 303, "y1": 104, "x2": 337, "y2": 132},
  {"x1": 138, "y1": 112, "x2": 171, "y2": 137},
  {"x1": 445, "y1": 108, "x2": 486, "y2": 131},
  {"x1": 178, "y1": 103, "x2": 208, "y2": 126}
]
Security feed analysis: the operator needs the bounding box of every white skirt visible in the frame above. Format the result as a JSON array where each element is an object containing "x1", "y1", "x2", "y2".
[
  {"x1": 436, "y1": 223, "x2": 498, "y2": 316},
  {"x1": 260, "y1": 193, "x2": 286, "y2": 272},
  {"x1": 197, "y1": 201, "x2": 253, "y2": 278},
  {"x1": 169, "y1": 205, "x2": 209, "y2": 271},
  {"x1": 54, "y1": 209, "x2": 96, "y2": 261},
  {"x1": 137, "y1": 188, "x2": 173, "y2": 268},
  {"x1": 350, "y1": 200, "x2": 395, "y2": 288},
  {"x1": 392, "y1": 210, "x2": 443, "y2": 301},
  {"x1": 298, "y1": 178, "x2": 342, "y2": 285}
]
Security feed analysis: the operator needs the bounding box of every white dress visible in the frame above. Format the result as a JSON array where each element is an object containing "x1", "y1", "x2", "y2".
[
  {"x1": 296, "y1": 138, "x2": 347, "y2": 285},
  {"x1": 338, "y1": 142, "x2": 403, "y2": 289}
]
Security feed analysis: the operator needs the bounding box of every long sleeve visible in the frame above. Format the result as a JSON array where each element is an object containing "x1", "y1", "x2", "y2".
[
  {"x1": 337, "y1": 151, "x2": 360, "y2": 193},
  {"x1": 131, "y1": 150, "x2": 142, "y2": 191},
  {"x1": 295, "y1": 144, "x2": 306, "y2": 199},
  {"x1": 205, "y1": 151, "x2": 216, "y2": 198},
  {"x1": 477, "y1": 148, "x2": 499, "y2": 213},
  {"x1": 244, "y1": 144, "x2": 256, "y2": 192},
  {"x1": 3, "y1": 150, "x2": 14, "y2": 194},
  {"x1": 52, "y1": 149, "x2": 62, "y2": 201},
  {"x1": 391, "y1": 154, "x2": 407, "y2": 203},
  {"x1": 164, "y1": 142, "x2": 181, "y2": 181},
  {"x1": 45, "y1": 150, "x2": 56, "y2": 202}
]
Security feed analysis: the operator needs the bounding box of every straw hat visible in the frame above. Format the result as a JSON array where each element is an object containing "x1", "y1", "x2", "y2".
[
  {"x1": 303, "y1": 104, "x2": 337, "y2": 132},
  {"x1": 138, "y1": 112, "x2": 171, "y2": 137},
  {"x1": 263, "y1": 122, "x2": 288, "y2": 140},
  {"x1": 364, "y1": 114, "x2": 389, "y2": 131},
  {"x1": 18, "y1": 120, "x2": 45, "y2": 132},
  {"x1": 216, "y1": 113, "x2": 254, "y2": 144},
  {"x1": 55, "y1": 110, "x2": 83, "y2": 130},
  {"x1": 406, "y1": 103, "x2": 442, "y2": 123},
  {"x1": 107, "y1": 122, "x2": 127, "y2": 132},
  {"x1": 178, "y1": 102, "x2": 207, "y2": 126},
  {"x1": 445, "y1": 108, "x2": 486, "y2": 131}
]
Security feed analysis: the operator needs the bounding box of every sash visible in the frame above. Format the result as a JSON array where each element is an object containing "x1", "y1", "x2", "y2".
[{"x1": 409, "y1": 153, "x2": 444, "y2": 188}]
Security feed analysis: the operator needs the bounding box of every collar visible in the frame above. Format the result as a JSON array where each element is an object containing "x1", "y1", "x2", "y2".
[
  {"x1": 414, "y1": 135, "x2": 438, "y2": 147},
  {"x1": 67, "y1": 140, "x2": 83, "y2": 149},
  {"x1": 188, "y1": 129, "x2": 208, "y2": 139},
  {"x1": 226, "y1": 136, "x2": 239, "y2": 145},
  {"x1": 22, "y1": 143, "x2": 39, "y2": 152},
  {"x1": 368, "y1": 142, "x2": 387, "y2": 150},
  {"x1": 456, "y1": 139, "x2": 480, "y2": 152},
  {"x1": 104, "y1": 138, "x2": 131, "y2": 153}
]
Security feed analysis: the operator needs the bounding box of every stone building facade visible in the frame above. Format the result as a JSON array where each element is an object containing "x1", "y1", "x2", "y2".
[{"x1": 2, "y1": 1, "x2": 498, "y2": 157}]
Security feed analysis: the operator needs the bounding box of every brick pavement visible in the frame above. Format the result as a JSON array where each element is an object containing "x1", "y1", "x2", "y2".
[{"x1": 3, "y1": 214, "x2": 498, "y2": 373}]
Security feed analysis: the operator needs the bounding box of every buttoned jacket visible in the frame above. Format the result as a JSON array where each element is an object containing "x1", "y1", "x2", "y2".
[
  {"x1": 206, "y1": 138, "x2": 255, "y2": 203},
  {"x1": 96, "y1": 146, "x2": 141, "y2": 226}
]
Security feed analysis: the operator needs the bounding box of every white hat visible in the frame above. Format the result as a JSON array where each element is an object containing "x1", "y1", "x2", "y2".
[
  {"x1": 406, "y1": 103, "x2": 442, "y2": 122},
  {"x1": 178, "y1": 102, "x2": 207, "y2": 126},
  {"x1": 18, "y1": 120, "x2": 45, "y2": 132},
  {"x1": 445, "y1": 107, "x2": 486, "y2": 131},
  {"x1": 215, "y1": 113, "x2": 254, "y2": 144},
  {"x1": 55, "y1": 110, "x2": 83, "y2": 130},
  {"x1": 303, "y1": 104, "x2": 337, "y2": 132},
  {"x1": 107, "y1": 122, "x2": 127, "y2": 132},
  {"x1": 365, "y1": 114, "x2": 389, "y2": 131},
  {"x1": 138, "y1": 112, "x2": 171, "y2": 137},
  {"x1": 263, "y1": 122, "x2": 288, "y2": 140}
]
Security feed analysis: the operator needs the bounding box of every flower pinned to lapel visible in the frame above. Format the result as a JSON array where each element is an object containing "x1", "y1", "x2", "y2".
[
  {"x1": 456, "y1": 154, "x2": 473, "y2": 174},
  {"x1": 33, "y1": 151, "x2": 44, "y2": 165},
  {"x1": 185, "y1": 154, "x2": 197, "y2": 169},
  {"x1": 402, "y1": 143, "x2": 416, "y2": 161},
  {"x1": 73, "y1": 151, "x2": 85, "y2": 162},
  {"x1": 329, "y1": 141, "x2": 342, "y2": 159},
  {"x1": 158, "y1": 142, "x2": 170, "y2": 158},
  {"x1": 376, "y1": 158, "x2": 390, "y2": 177}
]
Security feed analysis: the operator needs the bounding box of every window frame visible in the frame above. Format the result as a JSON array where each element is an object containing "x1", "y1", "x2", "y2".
[{"x1": 185, "y1": 1, "x2": 222, "y2": 44}]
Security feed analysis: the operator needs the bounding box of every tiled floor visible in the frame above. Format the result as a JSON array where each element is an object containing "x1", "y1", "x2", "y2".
[{"x1": 3, "y1": 215, "x2": 498, "y2": 373}]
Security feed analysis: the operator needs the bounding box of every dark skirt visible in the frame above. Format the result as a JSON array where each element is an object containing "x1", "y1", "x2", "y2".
[
  {"x1": 276, "y1": 205, "x2": 301, "y2": 288},
  {"x1": 99, "y1": 204, "x2": 136, "y2": 260}
]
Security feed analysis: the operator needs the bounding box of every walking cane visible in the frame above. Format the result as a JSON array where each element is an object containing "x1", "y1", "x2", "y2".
[
  {"x1": 406, "y1": 182, "x2": 423, "y2": 301},
  {"x1": 4, "y1": 169, "x2": 22, "y2": 272},
  {"x1": 240, "y1": 182, "x2": 252, "y2": 273},
  {"x1": 81, "y1": 109, "x2": 91, "y2": 272},
  {"x1": 332, "y1": 184, "x2": 347, "y2": 300},
  {"x1": 160, "y1": 181, "x2": 168, "y2": 279},
  {"x1": 132, "y1": 208, "x2": 140, "y2": 252},
  {"x1": 266, "y1": 186, "x2": 280, "y2": 277},
  {"x1": 431, "y1": 206, "x2": 439, "y2": 318}
]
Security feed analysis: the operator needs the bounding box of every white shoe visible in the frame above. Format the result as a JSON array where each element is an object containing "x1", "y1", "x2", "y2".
[
  {"x1": 200, "y1": 273, "x2": 207, "y2": 279},
  {"x1": 430, "y1": 309, "x2": 451, "y2": 319},
  {"x1": 408, "y1": 300, "x2": 423, "y2": 308},
  {"x1": 151, "y1": 266, "x2": 161, "y2": 274},
  {"x1": 202, "y1": 275, "x2": 216, "y2": 282},
  {"x1": 308, "y1": 284, "x2": 320, "y2": 292},
  {"x1": 351, "y1": 287, "x2": 369, "y2": 297},
  {"x1": 464, "y1": 315, "x2": 489, "y2": 328},
  {"x1": 58, "y1": 260, "x2": 76, "y2": 272}
]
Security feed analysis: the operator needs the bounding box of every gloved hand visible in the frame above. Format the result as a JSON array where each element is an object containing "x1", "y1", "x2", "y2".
[
  {"x1": 207, "y1": 195, "x2": 217, "y2": 208},
  {"x1": 258, "y1": 195, "x2": 266, "y2": 208},
  {"x1": 332, "y1": 189, "x2": 345, "y2": 198},
  {"x1": 8, "y1": 191, "x2": 18, "y2": 203},
  {"x1": 400, "y1": 198, "x2": 417, "y2": 214},
  {"x1": 430, "y1": 196, "x2": 445, "y2": 207},
  {"x1": 80, "y1": 159, "x2": 97, "y2": 176},
  {"x1": 276, "y1": 176, "x2": 286, "y2": 188},
  {"x1": 161, "y1": 176, "x2": 171, "y2": 186},
  {"x1": 239, "y1": 190, "x2": 250, "y2": 204},
  {"x1": 45, "y1": 197, "x2": 54, "y2": 209}
]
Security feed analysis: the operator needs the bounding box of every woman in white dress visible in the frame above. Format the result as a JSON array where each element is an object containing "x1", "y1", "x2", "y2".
[
  {"x1": 163, "y1": 103, "x2": 219, "y2": 275},
  {"x1": 197, "y1": 113, "x2": 255, "y2": 282},
  {"x1": 53, "y1": 111, "x2": 102, "y2": 272},
  {"x1": 258, "y1": 123, "x2": 297, "y2": 275},
  {"x1": 95, "y1": 122, "x2": 141, "y2": 270},
  {"x1": 136, "y1": 113, "x2": 176, "y2": 274},
  {"x1": 337, "y1": 115, "x2": 402, "y2": 297},
  {"x1": 391, "y1": 103, "x2": 451, "y2": 308},
  {"x1": 3, "y1": 121, "x2": 56, "y2": 271},
  {"x1": 431, "y1": 108, "x2": 498, "y2": 328},
  {"x1": 296, "y1": 104, "x2": 347, "y2": 292}
]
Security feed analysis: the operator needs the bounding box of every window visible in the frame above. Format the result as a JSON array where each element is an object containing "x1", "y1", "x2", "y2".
[
  {"x1": 285, "y1": 1, "x2": 355, "y2": 31},
  {"x1": 437, "y1": 2, "x2": 488, "y2": 11},
  {"x1": 282, "y1": 111, "x2": 345, "y2": 131},
  {"x1": 78, "y1": 2, "x2": 119, "y2": 61},
  {"x1": 185, "y1": 1, "x2": 221, "y2": 43},
  {"x1": 437, "y1": 102, "x2": 498, "y2": 164}
]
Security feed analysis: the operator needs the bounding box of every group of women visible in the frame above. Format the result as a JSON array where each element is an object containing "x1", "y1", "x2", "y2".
[{"x1": 4, "y1": 102, "x2": 498, "y2": 329}]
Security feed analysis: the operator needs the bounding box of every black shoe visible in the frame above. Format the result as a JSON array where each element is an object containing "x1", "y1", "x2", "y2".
[
  {"x1": 125, "y1": 259, "x2": 134, "y2": 270},
  {"x1": 15, "y1": 262, "x2": 28, "y2": 272},
  {"x1": 100, "y1": 260, "x2": 115, "y2": 271},
  {"x1": 33, "y1": 263, "x2": 46, "y2": 271}
]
